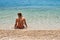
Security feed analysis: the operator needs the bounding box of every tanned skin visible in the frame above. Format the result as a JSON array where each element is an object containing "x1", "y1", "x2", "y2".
[{"x1": 15, "y1": 13, "x2": 27, "y2": 29}]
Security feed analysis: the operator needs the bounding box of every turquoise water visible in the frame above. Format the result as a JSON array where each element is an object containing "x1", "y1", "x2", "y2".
[
  {"x1": 0, "y1": 0, "x2": 60, "y2": 7},
  {"x1": 0, "y1": 6, "x2": 60, "y2": 30}
]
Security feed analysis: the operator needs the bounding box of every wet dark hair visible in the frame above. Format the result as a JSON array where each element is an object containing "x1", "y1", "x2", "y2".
[{"x1": 18, "y1": 13, "x2": 22, "y2": 17}]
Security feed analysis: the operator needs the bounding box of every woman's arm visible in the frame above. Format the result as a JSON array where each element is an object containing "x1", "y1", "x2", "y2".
[
  {"x1": 24, "y1": 18, "x2": 28, "y2": 28},
  {"x1": 14, "y1": 19, "x2": 17, "y2": 28}
]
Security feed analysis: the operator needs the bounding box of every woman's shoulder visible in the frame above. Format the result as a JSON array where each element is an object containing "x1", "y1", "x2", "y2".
[
  {"x1": 16, "y1": 18, "x2": 19, "y2": 21},
  {"x1": 22, "y1": 17, "x2": 25, "y2": 19}
]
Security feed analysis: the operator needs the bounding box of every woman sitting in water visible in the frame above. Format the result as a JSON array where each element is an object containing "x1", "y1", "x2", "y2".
[{"x1": 14, "y1": 13, "x2": 27, "y2": 29}]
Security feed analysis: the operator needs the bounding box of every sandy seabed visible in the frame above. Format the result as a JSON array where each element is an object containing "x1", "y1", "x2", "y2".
[{"x1": 0, "y1": 29, "x2": 60, "y2": 40}]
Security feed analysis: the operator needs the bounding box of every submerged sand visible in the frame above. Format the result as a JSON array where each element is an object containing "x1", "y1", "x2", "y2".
[{"x1": 0, "y1": 30, "x2": 60, "y2": 40}]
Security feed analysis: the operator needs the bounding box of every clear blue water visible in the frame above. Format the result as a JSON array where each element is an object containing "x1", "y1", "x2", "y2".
[
  {"x1": 0, "y1": 0, "x2": 60, "y2": 7},
  {"x1": 0, "y1": 0, "x2": 60, "y2": 30}
]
